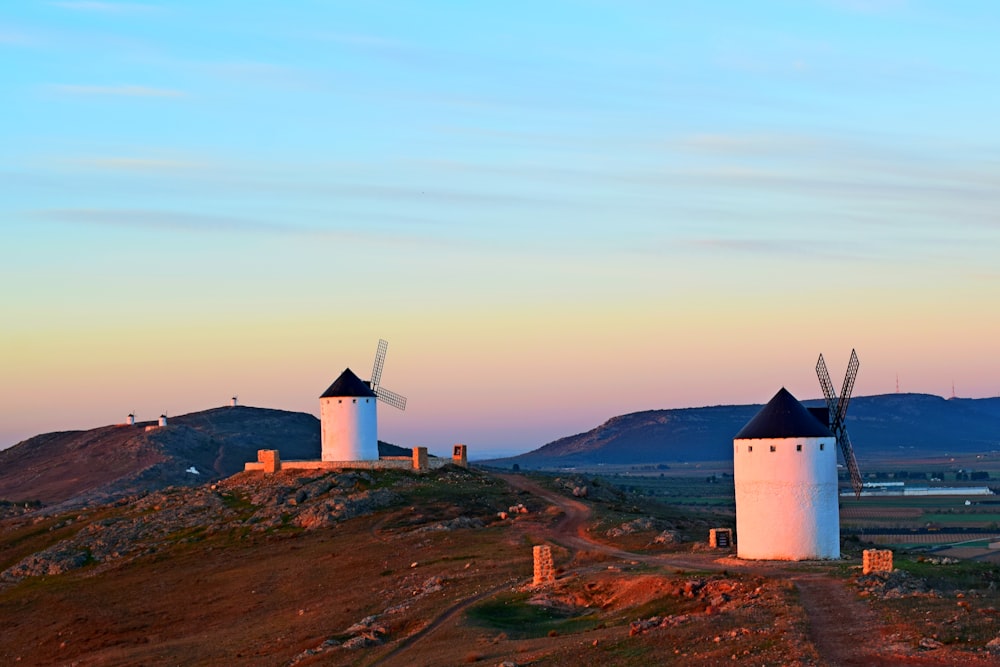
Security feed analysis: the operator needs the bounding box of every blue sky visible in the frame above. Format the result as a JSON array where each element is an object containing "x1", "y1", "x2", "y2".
[{"x1": 2, "y1": 1, "x2": 999, "y2": 458}]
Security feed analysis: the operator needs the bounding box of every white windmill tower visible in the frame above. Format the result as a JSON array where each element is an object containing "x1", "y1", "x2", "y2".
[
  {"x1": 319, "y1": 339, "x2": 407, "y2": 461},
  {"x1": 733, "y1": 350, "x2": 861, "y2": 560}
]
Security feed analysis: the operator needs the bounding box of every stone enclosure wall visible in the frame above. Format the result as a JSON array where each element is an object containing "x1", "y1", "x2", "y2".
[{"x1": 245, "y1": 446, "x2": 470, "y2": 473}]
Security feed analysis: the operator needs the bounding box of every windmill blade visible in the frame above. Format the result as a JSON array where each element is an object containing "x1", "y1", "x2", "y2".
[
  {"x1": 837, "y1": 428, "x2": 864, "y2": 498},
  {"x1": 371, "y1": 339, "x2": 388, "y2": 392},
  {"x1": 815, "y1": 353, "x2": 838, "y2": 418},
  {"x1": 376, "y1": 386, "x2": 407, "y2": 411},
  {"x1": 835, "y1": 349, "x2": 859, "y2": 428}
]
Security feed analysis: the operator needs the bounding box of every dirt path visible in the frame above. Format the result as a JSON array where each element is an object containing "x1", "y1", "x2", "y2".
[
  {"x1": 371, "y1": 474, "x2": 996, "y2": 667},
  {"x1": 499, "y1": 474, "x2": 999, "y2": 667}
]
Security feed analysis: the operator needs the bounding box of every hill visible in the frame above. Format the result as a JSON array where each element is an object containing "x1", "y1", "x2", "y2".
[
  {"x1": 493, "y1": 393, "x2": 1000, "y2": 468},
  {"x1": 1, "y1": 467, "x2": 997, "y2": 665},
  {"x1": 0, "y1": 406, "x2": 323, "y2": 507}
]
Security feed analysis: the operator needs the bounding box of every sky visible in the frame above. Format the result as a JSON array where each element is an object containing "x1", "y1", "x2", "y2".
[{"x1": 2, "y1": 1, "x2": 999, "y2": 459}]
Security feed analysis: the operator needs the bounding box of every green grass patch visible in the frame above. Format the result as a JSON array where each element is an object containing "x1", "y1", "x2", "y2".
[
  {"x1": 219, "y1": 491, "x2": 255, "y2": 514},
  {"x1": 466, "y1": 592, "x2": 601, "y2": 639},
  {"x1": 894, "y1": 556, "x2": 1000, "y2": 591}
]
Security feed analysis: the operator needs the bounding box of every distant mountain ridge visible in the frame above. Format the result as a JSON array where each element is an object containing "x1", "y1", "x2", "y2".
[{"x1": 494, "y1": 393, "x2": 1000, "y2": 467}]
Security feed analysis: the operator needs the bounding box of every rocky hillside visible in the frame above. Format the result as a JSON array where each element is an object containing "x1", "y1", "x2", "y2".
[
  {"x1": 0, "y1": 406, "x2": 321, "y2": 507},
  {"x1": 494, "y1": 393, "x2": 1000, "y2": 467}
]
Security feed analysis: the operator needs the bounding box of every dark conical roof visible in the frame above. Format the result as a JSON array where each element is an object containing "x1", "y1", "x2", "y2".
[
  {"x1": 735, "y1": 387, "x2": 833, "y2": 439},
  {"x1": 320, "y1": 368, "x2": 377, "y2": 398}
]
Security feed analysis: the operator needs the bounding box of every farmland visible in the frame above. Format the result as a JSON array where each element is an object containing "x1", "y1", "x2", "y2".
[{"x1": 529, "y1": 456, "x2": 1000, "y2": 562}]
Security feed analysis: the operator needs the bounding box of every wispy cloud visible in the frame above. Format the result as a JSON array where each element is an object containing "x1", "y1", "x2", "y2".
[
  {"x1": 47, "y1": 84, "x2": 184, "y2": 97},
  {"x1": 56, "y1": 155, "x2": 207, "y2": 173},
  {"x1": 49, "y1": 1, "x2": 160, "y2": 14},
  {"x1": 23, "y1": 208, "x2": 473, "y2": 250},
  {"x1": 28, "y1": 208, "x2": 335, "y2": 236},
  {"x1": 824, "y1": 0, "x2": 907, "y2": 14}
]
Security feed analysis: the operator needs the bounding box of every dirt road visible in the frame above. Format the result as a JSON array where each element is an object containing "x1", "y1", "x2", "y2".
[{"x1": 496, "y1": 474, "x2": 995, "y2": 667}]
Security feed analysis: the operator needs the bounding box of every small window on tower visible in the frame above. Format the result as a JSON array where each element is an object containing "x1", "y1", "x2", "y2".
[
  {"x1": 352, "y1": 398, "x2": 357, "y2": 404},
  {"x1": 820, "y1": 443, "x2": 825, "y2": 451},
  {"x1": 796, "y1": 444, "x2": 802, "y2": 452},
  {"x1": 338, "y1": 399, "x2": 342, "y2": 404},
  {"x1": 770, "y1": 445, "x2": 776, "y2": 452},
  {"x1": 748, "y1": 446, "x2": 752, "y2": 453}
]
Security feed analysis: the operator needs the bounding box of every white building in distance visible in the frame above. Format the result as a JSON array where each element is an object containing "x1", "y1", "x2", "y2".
[
  {"x1": 320, "y1": 368, "x2": 378, "y2": 461},
  {"x1": 733, "y1": 387, "x2": 839, "y2": 560}
]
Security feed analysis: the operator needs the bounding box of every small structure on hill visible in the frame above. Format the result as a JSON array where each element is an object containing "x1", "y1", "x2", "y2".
[{"x1": 126, "y1": 412, "x2": 135, "y2": 426}]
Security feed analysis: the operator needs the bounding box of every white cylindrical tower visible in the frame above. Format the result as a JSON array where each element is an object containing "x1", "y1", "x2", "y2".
[
  {"x1": 320, "y1": 368, "x2": 378, "y2": 461},
  {"x1": 126, "y1": 413, "x2": 135, "y2": 426},
  {"x1": 734, "y1": 387, "x2": 839, "y2": 560},
  {"x1": 159, "y1": 414, "x2": 168, "y2": 427},
  {"x1": 230, "y1": 396, "x2": 238, "y2": 407}
]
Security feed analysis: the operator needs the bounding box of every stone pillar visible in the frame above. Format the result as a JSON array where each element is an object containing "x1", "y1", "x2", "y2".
[
  {"x1": 862, "y1": 549, "x2": 893, "y2": 574},
  {"x1": 532, "y1": 545, "x2": 555, "y2": 586},
  {"x1": 413, "y1": 446, "x2": 428, "y2": 471},
  {"x1": 452, "y1": 444, "x2": 468, "y2": 468},
  {"x1": 258, "y1": 449, "x2": 281, "y2": 474},
  {"x1": 709, "y1": 528, "x2": 733, "y2": 548}
]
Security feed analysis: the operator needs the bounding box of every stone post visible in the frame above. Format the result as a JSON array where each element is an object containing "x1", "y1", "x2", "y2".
[
  {"x1": 413, "y1": 446, "x2": 428, "y2": 471},
  {"x1": 862, "y1": 549, "x2": 893, "y2": 574},
  {"x1": 258, "y1": 449, "x2": 281, "y2": 474},
  {"x1": 452, "y1": 444, "x2": 468, "y2": 468},
  {"x1": 709, "y1": 528, "x2": 733, "y2": 548},
  {"x1": 533, "y1": 545, "x2": 555, "y2": 586}
]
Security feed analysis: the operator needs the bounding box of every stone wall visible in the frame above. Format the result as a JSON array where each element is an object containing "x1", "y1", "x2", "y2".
[
  {"x1": 863, "y1": 549, "x2": 893, "y2": 574},
  {"x1": 245, "y1": 451, "x2": 463, "y2": 473},
  {"x1": 452, "y1": 444, "x2": 468, "y2": 468}
]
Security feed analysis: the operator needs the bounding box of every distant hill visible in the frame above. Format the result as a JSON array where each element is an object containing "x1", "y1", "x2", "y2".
[
  {"x1": 0, "y1": 407, "x2": 416, "y2": 508},
  {"x1": 489, "y1": 393, "x2": 1000, "y2": 468},
  {"x1": 0, "y1": 407, "x2": 323, "y2": 506}
]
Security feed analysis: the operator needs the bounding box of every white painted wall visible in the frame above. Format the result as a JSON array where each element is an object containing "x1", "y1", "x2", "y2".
[
  {"x1": 734, "y1": 435, "x2": 839, "y2": 560},
  {"x1": 158, "y1": 414, "x2": 168, "y2": 427},
  {"x1": 320, "y1": 395, "x2": 378, "y2": 461}
]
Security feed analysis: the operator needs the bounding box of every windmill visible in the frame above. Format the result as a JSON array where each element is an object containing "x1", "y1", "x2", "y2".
[
  {"x1": 816, "y1": 349, "x2": 863, "y2": 498},
  {"x1": 370, "y1": 339, "x2": 407, "y2": 411}
]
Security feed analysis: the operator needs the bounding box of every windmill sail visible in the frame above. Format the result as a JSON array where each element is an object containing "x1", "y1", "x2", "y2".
[
  {"x1": 370, "y1": 338, "x2": 407, "y2": 411},
  {"x1": 816, "y1": 350, "x2": 863, "y2": 498}
]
